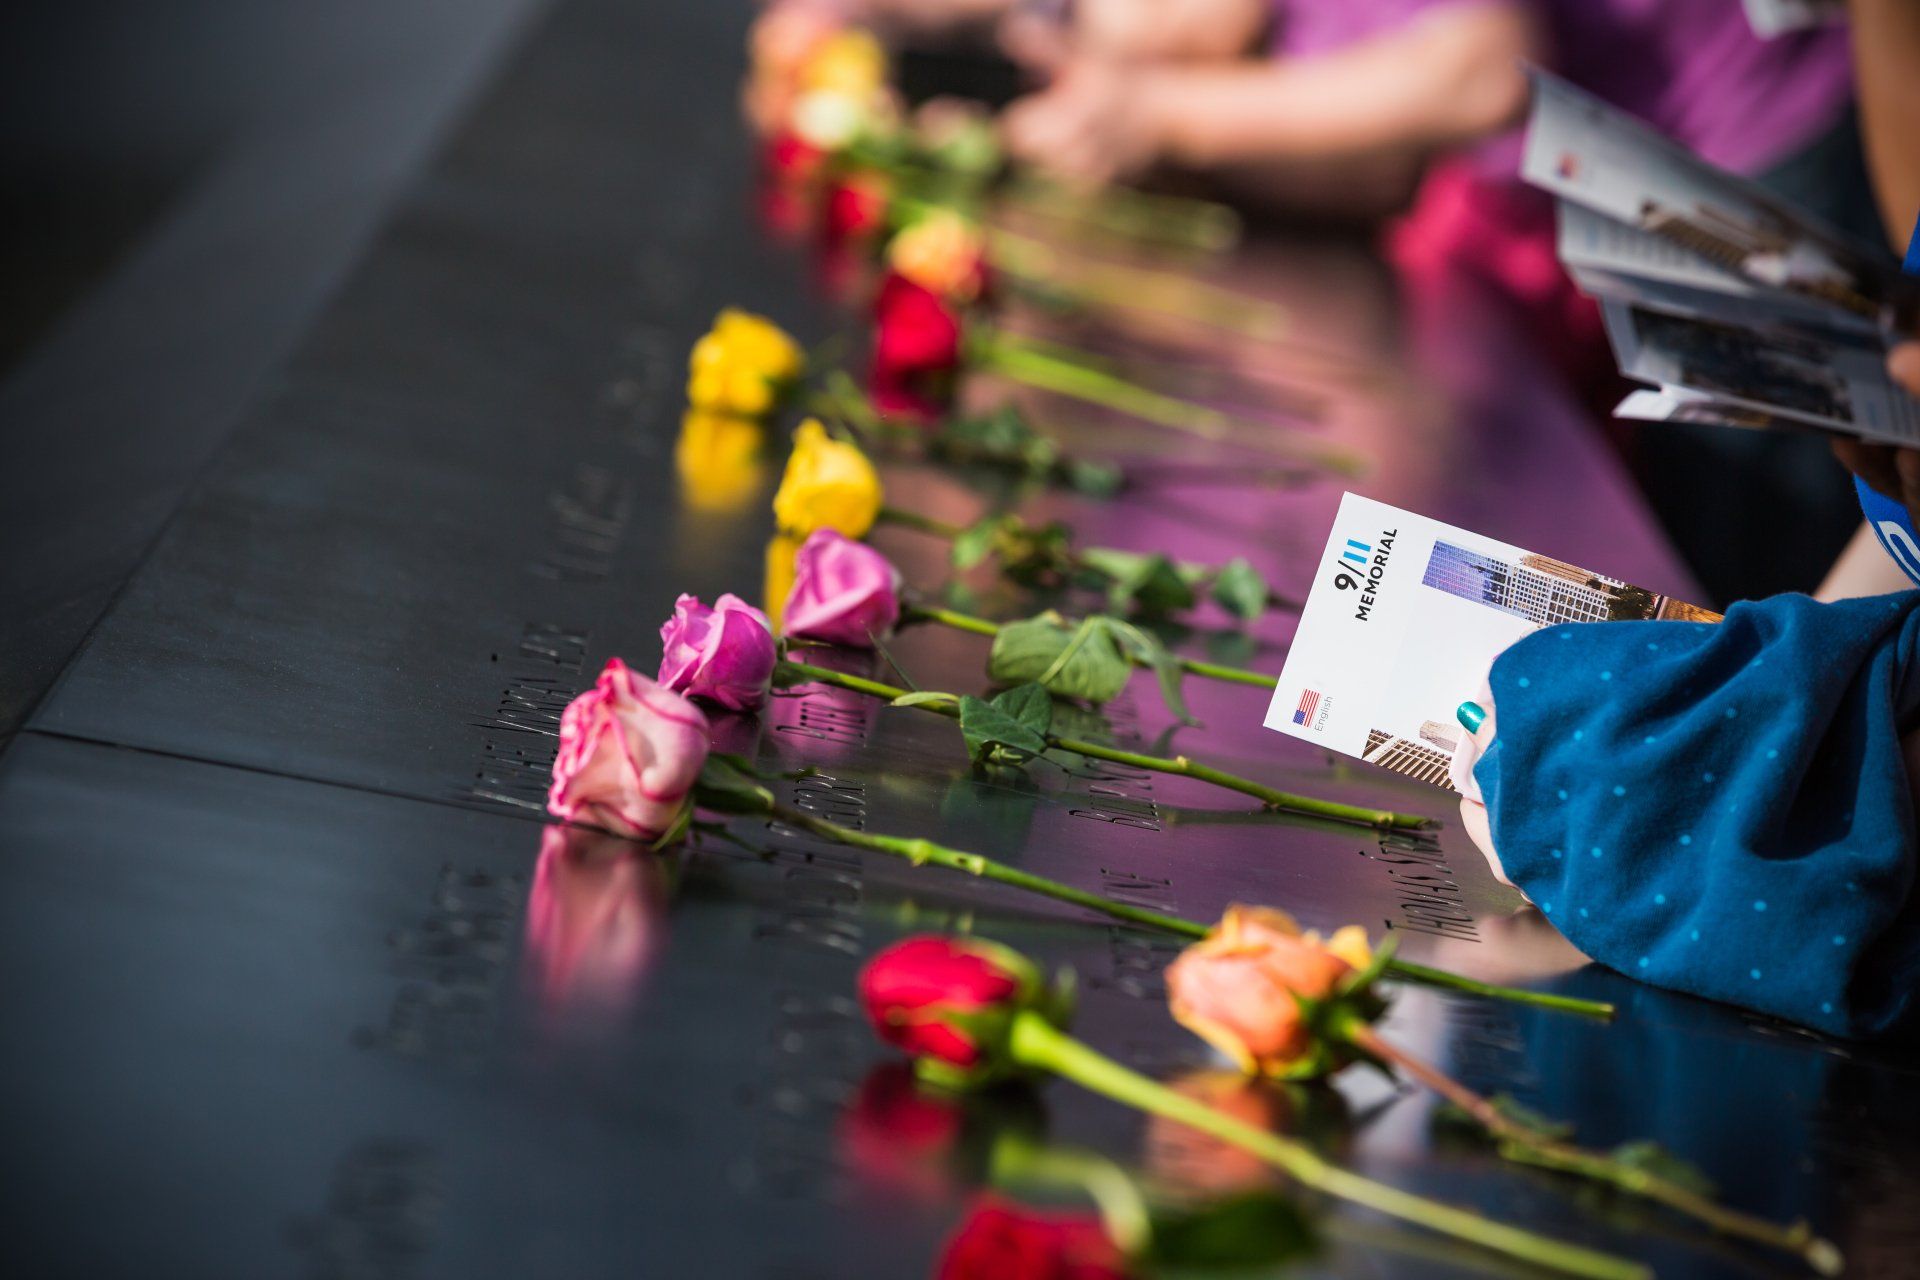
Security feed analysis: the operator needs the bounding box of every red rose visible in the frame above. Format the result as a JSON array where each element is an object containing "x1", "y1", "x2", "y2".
[
  {"x1": 857, "y1": 936, "x2": 1029, "y2": 1071},
  {"x1": 870, "y1": 273, "x2": 963, "y2": 421},
  {"x1": 936, "y1": 1199, "x2": 1128, "y2": 1280},
  {"x1": 823, "y1": 172, "x2": 891, "y2": 245},
  {"x1": 763, "y1": 132, "x2": 826, "y2": 183},
  {"x1": 874, "y1": 273, "x2": 964, "y2": 375}
]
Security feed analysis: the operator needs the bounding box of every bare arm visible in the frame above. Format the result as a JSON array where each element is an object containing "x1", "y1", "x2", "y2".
[
  {"x1": 1850, "y1": 0, "x2": 1920, "y2": 244},
  {"x1": 1002, "y1": 1, "x2": 1538, "y2": 216},
  {"x1": 1148, "y1": 3, "x2": 1540, "y2": 168}
]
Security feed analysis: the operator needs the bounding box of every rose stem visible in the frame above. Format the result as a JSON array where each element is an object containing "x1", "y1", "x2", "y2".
[
  {"x1": 766, "y1": 661, "x2": 1615, "y2": 1021},
  {"x1": 1363, "y1": 960, "x2": 1614, "y2": 1020},
  {"x1": 977, "y1": 333, "x2": 1365, "y2": 476},
  {"x1": 877, "y1": 506, "x2": 970, "y2": 540},
  {"x1": 1007, "y1": 1012, "x2": 1647, "y2": 1280},
  {"x1": 776, "y1": 657, "x2": 1425, "y2": 830},
  {"x1": 986, "y1": 224, "x2": 1290, "y2": 341},
  {"x1": 765, "y1": 800, "x2": 1200, "y2": 937},
  {"x1": 1343, "y1": 1025, "x2": 1842, "y2": 1276},
  {"x1": 899, "y1": 602, "x2": 1277, "y2": 689}
]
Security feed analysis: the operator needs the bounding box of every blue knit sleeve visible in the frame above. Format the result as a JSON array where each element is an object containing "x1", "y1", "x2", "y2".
[{"x1": 1473, "y1": 591, "x2": 1920, "y2": 1036}]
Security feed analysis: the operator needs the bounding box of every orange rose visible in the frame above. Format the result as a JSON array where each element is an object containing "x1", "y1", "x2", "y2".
[{"x1": 1164, "y1": 906, "x2": 1372, "y2": 1077}]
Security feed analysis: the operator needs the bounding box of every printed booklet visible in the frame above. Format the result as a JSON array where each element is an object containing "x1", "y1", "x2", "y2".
[
  {"x1": 1265, "y1": 494, "x2": 1720, "y2": 792},
  {"x1": 1521, "y1": 71, "x2": 1920, "y2": 444}
]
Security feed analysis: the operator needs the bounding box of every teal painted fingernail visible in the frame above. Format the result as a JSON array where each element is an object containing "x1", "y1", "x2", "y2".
[{"x1": 1456, "y1": 701, "x2": 1486, "y2": 734}]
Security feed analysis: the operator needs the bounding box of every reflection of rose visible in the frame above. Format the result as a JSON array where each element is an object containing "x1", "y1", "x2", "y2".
[
  {"x1": 840, "y1": 1063, "x2": 967, "y2": 1203},
  {"x1": 936, "y1": 1198, "x2": 1127, "y2": 1280},
  {"x1": 674, "y1": 410, "x2": 766, "y2": 515},
  {"x1": 839, "y1": 1063, "x2": 1051, "y2": 1206},
  {"x1": 1143, "y1": 1070, "x2": 1291, "y2": 1196},
  {"x1": 524, "y1": 826, "x2": 670, "y2": 1011}
]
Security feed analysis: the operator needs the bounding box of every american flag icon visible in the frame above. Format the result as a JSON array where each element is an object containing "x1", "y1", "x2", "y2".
[{"x1": 1292, "y1": 689, "x2": 1321, "y2": 726}]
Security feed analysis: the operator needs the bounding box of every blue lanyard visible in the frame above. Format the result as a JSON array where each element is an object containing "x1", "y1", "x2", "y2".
[{"x1": 1857, "y1": 211, "x2": 1920, "y2": 586}]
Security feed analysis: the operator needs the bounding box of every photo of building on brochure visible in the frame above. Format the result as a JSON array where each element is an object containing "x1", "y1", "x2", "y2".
[{"x1": 1359, "y1": 543, "x2": 1721, "y2": 793}]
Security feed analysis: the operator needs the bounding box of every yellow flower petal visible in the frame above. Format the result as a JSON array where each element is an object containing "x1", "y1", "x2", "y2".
[{"x1": 771, "y1": 419, "x2": 884, "y2": 538}]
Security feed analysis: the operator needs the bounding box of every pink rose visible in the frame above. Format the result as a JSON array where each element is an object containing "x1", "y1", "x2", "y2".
[
  {"x1": 657, "y1": 593, "x2": 777, "y2": 710},
  {"x1": 547, "y1": 658, "x2": 710, "y2": 839},
  {"x1": 783, "y1": 529, "x2": 902, "y2": 647}
]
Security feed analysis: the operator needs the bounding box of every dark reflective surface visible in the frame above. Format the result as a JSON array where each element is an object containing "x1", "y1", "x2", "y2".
[{"x1": 4, "y1": 0, "x2": 1917, "y2": 1276}]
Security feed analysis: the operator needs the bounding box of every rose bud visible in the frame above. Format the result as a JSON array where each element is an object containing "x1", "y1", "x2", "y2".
[
  {"x1": 870, "y1": 273, "x2": 963, "y2": 423},
  {"x1": 783, "y1": 529, "x2": 902, "y2": 647},
  {"x1": 1164, "y1": 906, "x2": 1374, "y2": 1078},
  {"x1": 859, "y1": 935, "x2": 1053, "y2": 1088},
  {"x1": 524, "y1": 825, "x2": 670, "y2": 1011},
  {"x1": 886, "y1": 210, "x2": 989, "y2": 305},
  {"x1": 657, "y1": 593, "x2": 778, "y2": 712},
  {"x1": 687, "y1": 309, "x2": 804, "y2": 420},
  {"x1": 873, "y1": 272, "x2": 964, "y2": 376},
  {"x1": 547, "y1": 658, "x2": 710, "y2": 840},
  {"x1": 935, "y1": 1198, "x2": 1128, "y2": 1280},
  {"x1": 772, "y1": 419, "x2": 885, "y2": 538},
  {"x1": 822, "y1": 171, "x2": 891, "y2": 247}
]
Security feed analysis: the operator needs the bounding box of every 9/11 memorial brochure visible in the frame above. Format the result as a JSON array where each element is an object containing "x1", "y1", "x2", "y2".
[{"x1": 1265, "y1": 494, "x2": 1721, "y2": 792}]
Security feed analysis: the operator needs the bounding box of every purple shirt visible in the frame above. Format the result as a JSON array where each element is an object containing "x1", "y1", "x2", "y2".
[{"x1": 1272, "y1": 0, "x2": 1854, "y2": 175}]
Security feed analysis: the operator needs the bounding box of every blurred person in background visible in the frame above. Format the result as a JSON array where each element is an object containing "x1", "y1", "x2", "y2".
[{"x1": 1001, "y1": 0, "x2": 1875, "y2": 604}]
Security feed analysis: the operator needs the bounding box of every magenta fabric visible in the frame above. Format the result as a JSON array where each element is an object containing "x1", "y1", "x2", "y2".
[{"x1": 1270, "y1": 0, "x2": 1852, "y2": 174}]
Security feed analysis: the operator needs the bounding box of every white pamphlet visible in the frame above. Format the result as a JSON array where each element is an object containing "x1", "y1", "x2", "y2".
[{"x1": 1266, "y1": 494, "x2": 1719, "y2": 791}]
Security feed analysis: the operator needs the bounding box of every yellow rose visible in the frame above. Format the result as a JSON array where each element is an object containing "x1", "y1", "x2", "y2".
[
  {"x1": 714, "y1": 308, "x2": 804, "y2": 382},
  {"x1": 686, "y1": 309, "x2": 803, "y2": 418},
  {"x1": 675, "y1": 410, "x2": 767, "y2": 514},
  {"x1": 886, "y1": 210, "x2": 987, "y2": 303},
  {"x1": 800, "y1": 29, "x2": 887, "y2": 98},
  {"x1": 772, "y1": 420, "x2": 883, "y2": 538}
]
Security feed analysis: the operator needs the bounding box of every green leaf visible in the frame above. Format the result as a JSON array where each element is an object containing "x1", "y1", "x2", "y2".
[
  {"x1": 1067, "y1": 459, "x2": 1125, "y2": 498},
  {"x1": 958, "y1": 694, "x2": 1049, "y2": 764},
  {"x1": 987, "y1": 614, "x2": 1132, "y2": 706},
  {"x1": 1082, "y1": 548, "x2": 1197, "y2": 617},
  {"x1": 1608, "y1": 1140, "x2": 1716, "y2": 1197},
  {"x1": 1104, "y1": 619, "x2": 1195, "y2": 726},
  {"x1": 1210, "y1": 558, "x2": 1269, "y2": 622},
  {"x1": 989, "y1": 682, "x2": 1055, "y2": 740},
  {"x1": 952, "y1": 517, "x2": 1005, "y2": 570},
  {"x1": 1145, "y1": 1192, "x2": 1317, "y2": 1274},
  {"x1": 693, "y1": 754, "x2": 775, "y2": 815},
  {"x1": 892, "y1": 691, "x2": 960, "y2": 710}
]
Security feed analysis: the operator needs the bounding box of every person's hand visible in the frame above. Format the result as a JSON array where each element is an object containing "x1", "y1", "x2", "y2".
[
  {"x1": 1830, "y1": 341, "x2": 1920, "y2": 527},
  {"x1": 1448, "y1": 682, "x2": 1521, "y2": 895},
  {"x1": 1000, "y1": 58, "x2": 1169, "y2": 188},
  {"x1": 1070, "y1": 0, "x2": 1269, "y2": 63}
]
